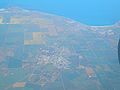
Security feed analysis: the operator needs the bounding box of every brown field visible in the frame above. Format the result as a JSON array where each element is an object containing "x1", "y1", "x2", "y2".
[
  {"x1": 85, "y1": 67, "x2": 95, "y2": 77},
  {"x1": 12, "y1": 82, "x2": 26, "y2": 88}
]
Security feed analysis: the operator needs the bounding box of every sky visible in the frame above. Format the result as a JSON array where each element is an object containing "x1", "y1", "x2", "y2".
[{"x1": 0, "y1": 0, "x2": 120, "y2": 26}]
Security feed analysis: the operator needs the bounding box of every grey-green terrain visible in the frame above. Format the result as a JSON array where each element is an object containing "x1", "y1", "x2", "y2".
[{"x1": 0, "y1": 7, "x2": 120, "y2": 90}]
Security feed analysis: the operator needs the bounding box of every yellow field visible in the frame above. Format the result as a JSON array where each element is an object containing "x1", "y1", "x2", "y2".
[
  {"x1": 24, "y1": 32, "x2": 45, "y2": 45},
  {"x1": 10, "y1": 16, "x2": 52, "y2": 25},
  {"x1": 0, "y1": 16, "x2": 3, "y2": 24}
]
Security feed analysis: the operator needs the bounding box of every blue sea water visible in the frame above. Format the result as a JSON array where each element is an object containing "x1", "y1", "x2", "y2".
[{"x1": 0, "y1": 0, "x2": 120, "y2": 26}]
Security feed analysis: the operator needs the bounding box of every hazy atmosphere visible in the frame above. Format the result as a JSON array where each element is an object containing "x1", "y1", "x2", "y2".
[{"x1": 0, "y1": 1, "x2": 120, "y2": 90}]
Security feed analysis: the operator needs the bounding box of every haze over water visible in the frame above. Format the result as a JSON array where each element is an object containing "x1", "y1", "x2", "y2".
[{"x1": 0, "y1": 0, "x2": 120, "y2": 25}]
